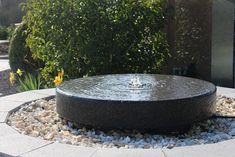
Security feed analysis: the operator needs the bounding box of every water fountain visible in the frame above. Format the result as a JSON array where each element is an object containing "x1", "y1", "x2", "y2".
[{"x1": 56, "y1": 74, "x2": 216, "y2": 133}]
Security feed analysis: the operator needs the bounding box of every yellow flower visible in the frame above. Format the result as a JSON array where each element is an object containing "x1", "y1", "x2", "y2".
[
  {"x1": 58, "y1": 69, "x2": 64, "y2": 78},
  {"x1": 16, "y1": 69, "x2": 23, "y2": 76},
  {"x1": 54, "y1": 76, "x2": 63, "y2": 86},
  {"x1": 9, "y1": 72, "x2": 15, "y2": 86},
  {"x1": 53, "y1": 69, "x2": 64, "y2": 86}
]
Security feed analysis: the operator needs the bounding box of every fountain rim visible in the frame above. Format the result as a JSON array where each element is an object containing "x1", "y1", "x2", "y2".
[{"x1": 56, "y1": 74, "x2": 217, "y2": 102}]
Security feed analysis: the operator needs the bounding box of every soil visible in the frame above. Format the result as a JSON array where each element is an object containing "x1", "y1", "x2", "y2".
[
  {"x1": 0, "y1": 69, "x2": 18, "y2": 97},
  {"x1": 0, "y1": 43, "x2": 9, "y2": 55}
]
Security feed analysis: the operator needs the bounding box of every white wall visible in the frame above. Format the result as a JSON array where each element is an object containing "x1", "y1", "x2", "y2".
[{"x1": 212, "y1": 0, "x2": 234, "y2": 87}]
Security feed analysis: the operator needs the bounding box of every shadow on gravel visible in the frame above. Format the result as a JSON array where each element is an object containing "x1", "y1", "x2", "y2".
[{"x1": 0, "y1": 152, "x2": 15, "y2": 157}]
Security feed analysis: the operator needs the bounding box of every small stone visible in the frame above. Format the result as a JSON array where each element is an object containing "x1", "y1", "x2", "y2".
[
  {"x1": 225, "y1": 98, "x2": 233, "y2": 104},
  {"x1": 211, "y1": 135, "x2": 222, "y2": 142},
  {"x1": 229, "y1": 129, "x2": 235, "y2": 136},
  {"x1": 105, "y1": 136, "x2": 113, "y2": 141},
  {"x1": 123, "y1": 136, "x2": 131, "y2": 143},
  {"x1": 15, "y1": 122, "x2": 25, "y2": 129},
  {"x1": 184, "y1": 140, "x2": 196, "y2": 146},
  {"x1": 62, "y1": 131, "x2": 70, "y2": 136},
  {"x1": 44, "y1": 132, "x2": 55, "y2": 140},
  {"x1": 230, "y1": 122, "x2": 235, "y2": 129},
  {"x1": 51, "y1": 125, "x2": 59, "y2": 131},
  {"x1": 72, "y1": 135, "x2": 83, "y2": 142},
  {"x1": 113, "y1": 141, "x2": 125, "y2": 147},
  {"x1": 31, "y1": 131, "x2": 40, "y2": 137},
  {"x1": 135, "y1": 133, "x2": 143, "y2": 138},
  {"x1": 68, "y1": 121, "x2": 73, "y2": 128},
  {"x1": 166, "y1": 143, "x2": 175, "y2": 149},
  {"x1": 143, "y1": 144, "x2": 151, "y2": 149},
  {"x1": 219, "y1": 133, "x2": 231, "y2": 140}
]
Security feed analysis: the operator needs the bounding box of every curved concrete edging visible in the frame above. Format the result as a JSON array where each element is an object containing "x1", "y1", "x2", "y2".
[{"x1": 0, "y1": 87, "x2": 234, "y2": 157}]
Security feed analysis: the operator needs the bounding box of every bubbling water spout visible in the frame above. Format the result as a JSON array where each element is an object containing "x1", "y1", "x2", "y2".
[{"x1": 129, "y1": 76, "x2": 143, "y2": 89}]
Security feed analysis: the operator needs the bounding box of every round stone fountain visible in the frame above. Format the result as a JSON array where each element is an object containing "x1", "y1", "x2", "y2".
[{"x1": 56, "y1": 74, "x2": 216, "y2": 133}]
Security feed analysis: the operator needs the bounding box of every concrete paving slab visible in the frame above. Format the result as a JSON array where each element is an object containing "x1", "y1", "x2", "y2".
[
  {"x1": 163, "y1": 139, "x2": 235, "y2": 157},
  {"x1": 92, "y1": 148, "x2": 165, "y2": 157},
  {"x1": 0, "y1": 134, "x2": 52, "y2": 156},
  {"x1": 21, "y1": 143, "x2": 97, "y2": 157},
  {"x1": 0, "y1": 91, "x2": 53, "y2": 104},
  {"x1": 0, "y1": 55, "x2": 8, "y2": 59},
  {"x1": 32, "y1": 88, "x2": 56, "y2": 96},
  {"x1": 0, "y1": 112, "x2": 8, "y2": 123},
  {"x1": 0, "y1": 40, "x2": 9, "y2": 44},
  {"x1": 0, "y1": 124, "x2": 18, "y2": 137},
  {"x1": 0, "y1": 100, "x2": 24, "y2": 112},
  {"x1": 217, "y1": 86, "x2": 235, "y2": 98},
  {"x1": 0, "y1": 59, "x2": 10, "y2": 71}
]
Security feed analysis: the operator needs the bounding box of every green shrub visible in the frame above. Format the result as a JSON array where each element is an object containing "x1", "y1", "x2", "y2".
[
  {"x1": 9, "y1": 23, "x2": 43, "y2": 73},
  {"x1": 0, "y1": 26, "x2": 8, "y2": 40},
  {"x1": 24, "y1": 0, "x2": 169, "y2": 85},
  {"x1": 7, "y1": 25, "x2": 17, "y2": 40}
]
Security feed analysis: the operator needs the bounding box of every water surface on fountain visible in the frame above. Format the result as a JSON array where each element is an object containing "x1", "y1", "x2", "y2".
[{"x1": 58, "y1": 74, "x2": 215, "y2": 101}]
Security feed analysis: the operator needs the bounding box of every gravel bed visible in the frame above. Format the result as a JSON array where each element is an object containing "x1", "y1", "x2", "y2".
[
  {"x1": 215, "y1": 96, "x2": 235, "y2": 117},
  {"x1": 7, "y1": 96, "x2": 235, "y2": 149}
]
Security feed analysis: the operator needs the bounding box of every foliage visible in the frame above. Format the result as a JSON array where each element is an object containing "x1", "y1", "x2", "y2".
[
  {"x1": 9, "y1": 69, "x2": 45, "y2": 92},
  {"x1": 0, "y1": 26, "x2": 8, "y2": 40},
  {"x1": 0, "y1": 25, "x2": 16, "y2": 40},
  {"x1": 8, "y1": 23, "x2": 43, "y2": 73},
  {"x1": 16, "y1": 72, "x2": 42, "y2": 92},
  {"x1": 7, "y1": 25, "x2": 17, "y2": 40},
  {"x1": 24, "y1": 0, "x2": 169, "y2": 85}
]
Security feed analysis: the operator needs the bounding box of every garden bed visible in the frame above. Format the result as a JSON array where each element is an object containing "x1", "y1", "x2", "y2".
[
  {"x1": 0, "y1": 41, "x2": 9, "y2": 55},
  {"x1": 0, "y1": 69, "x2": 17, "y2": 97},
  {"x1": 7, "y1": 96, "x2": 235, "y2": 149}
]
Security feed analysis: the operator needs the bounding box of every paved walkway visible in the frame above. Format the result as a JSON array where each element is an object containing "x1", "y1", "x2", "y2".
[
  {"x1": 0, "y1": 59, "x2": 10, "y2": 71},
  {"x1": 0, "y1": 39, "x2": 10, "y2": 70},
  {"x1": 0, "y1": 40, "x2": 9, "y2": 44},
  {"x1": 0, "y1": 40, "x2": 10, "y2": 70},
  {"x1": 0, "y1": 87, "x2": 234, "y2": 156}
]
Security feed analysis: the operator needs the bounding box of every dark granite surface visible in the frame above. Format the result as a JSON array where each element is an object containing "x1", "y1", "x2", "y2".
[
  {"x1": 56, "y1": 74, "x2": 216, "y2": 133},
  {"x1": 57, "y1": 74, "x2": 215, "y2": 101}
]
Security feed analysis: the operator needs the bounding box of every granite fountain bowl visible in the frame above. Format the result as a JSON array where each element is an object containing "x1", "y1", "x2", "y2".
[{"x1": 56, "y1": 74, "x2": 217, "y2": 134}]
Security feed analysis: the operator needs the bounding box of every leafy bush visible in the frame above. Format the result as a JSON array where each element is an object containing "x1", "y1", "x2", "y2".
[
  {"x1": 24, "y1": 0, "x2": 169, "y2": 84},
  {"x1": 7, "y1": 25, "x2": 17, "y2": 40},
  {"x1": 9, "y1": 23, "x2": 43, "y2": 73},
  {"x1": 0, "y1": 26, "x2": 8, "y2": 40}
]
